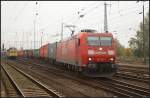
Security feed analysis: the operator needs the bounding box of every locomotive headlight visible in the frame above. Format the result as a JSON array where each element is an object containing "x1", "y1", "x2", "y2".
[
  {"x1": 108, "y1": 50, "x2": 114, "y2": 55},
  {"x1": 89, "y1": 57, "x2": 92, "y2": 61},
  {"x1": 110, "y1": 58, "x2": 114, "y2": 61},
  {"x1": 99, "y1": 47, "x2": 102, "y2": 50},
  {"x1": 110, "y1": 58, "x2": 113, "y2": 61}
]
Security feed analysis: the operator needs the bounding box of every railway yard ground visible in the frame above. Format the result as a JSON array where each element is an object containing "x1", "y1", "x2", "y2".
[{"x1": 1, "y1": 57, "x2": 149, "y2": 97}]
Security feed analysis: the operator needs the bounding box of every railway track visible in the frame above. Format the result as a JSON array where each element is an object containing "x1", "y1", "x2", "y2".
[
  {"x1": 118, "y1": 66, "x2": 149, "y2": 75},
  {"x1": 12, "y1": 59, "x2": 133, "y2": 97},
  {"x1": 95, "y1": 78, "x2": 149, "y2": 97},
  {"x1": 1, "y1": 62, "x2": 65, "y2": 97},
  {"x1": 115, "y1": 72, "x2": 149, "y2": 83},
  {"x1": 119, "y1": 64, "x2": 149, "y2": 69},
  {"x1": 13, "y1": 58, "x2": 150, "y2": 97},
  {"x1": 117, "y1": 64, "x2": 149, "y2": 83},
  {"x1": 2, "y1": 59, "x2": 97, "y2": 97},
  {"x1": 1, "y1": 65, "x2": 23, "y2": 97}
]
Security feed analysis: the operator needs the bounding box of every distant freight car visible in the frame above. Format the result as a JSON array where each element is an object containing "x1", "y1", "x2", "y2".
[
  {"x1": 24, "y1": 50, "x2": 28, "y2": 58},
  {"x1": 17, "y1": 50, "x2": 24, "y2": 57},
  {"x1": 56, "y1": 30, "x2": 118, "y2": 77},
  {"x1": 48, "y1": 42, "x2": 57, "y2": 63},
  {"x1": 1, "y1": 50, "x2": 6, "y2": 57},
  {"x1": 29, "y1": 50, "x2": 33, "y2": 58},
  {"x1": 33, "y1": 49, "x2": 40, "y2": 58},
  {"x1": 24, "y1": 50, "x2": 33, "y2": 58},
  {"x1": 40, "y1": 43, "x2": 49, "y2": 60},
  {"x1": 7, "y1": 47, "x2": 18, "y2": 59},
  {"x1": 40, "y1": 43, "x2": 57, "y2": 63}
]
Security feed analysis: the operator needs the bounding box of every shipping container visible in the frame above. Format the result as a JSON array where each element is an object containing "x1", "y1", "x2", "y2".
[
  {"x1": 18, "y1": 50, "x2": 24, "y2": 57},
  {"x1": 23, "y1": 50, "x2": 26, "y2": 57},
  {"x1": 28, "y1": 50, "x2": 33, "y2": 58},
  {"x1": 48, "y1": 42, "x2": 57, "y2": 62},
  {"x1": 24, "y1": 50, "x2": 28, "y2": 57},
  {"x1": 40, "y1": 43, "x2": 49, "y2": 58},
  {"x1": 24, "y1": 49, "x2": 33, "y2": 58},
  {"x1": 33, "y1": 49, "x2": 40, "y2": 57}
]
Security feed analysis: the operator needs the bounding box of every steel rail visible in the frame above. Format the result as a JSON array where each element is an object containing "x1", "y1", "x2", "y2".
[
  {"x1": 1, "y1": 62, "x2": 65, "y2": 98},
  {"x1": 116, "y1": 72, "x2": 149, "y2": 83},
  {"x1": 94, "y1": 79, "x2": 148, "y2": 97},
  {"x1": 1, "y1": 67, "x2": 20, "y2": 97},
  {"x1": 118, "y1": 67, "x2": 149, "y2": 75},
  {"x1": 1, "y1": 64, "x2": 26, "y2": 97},
  {"x1": 111, "y1": 78, "x2": 150, "y2": 96}
]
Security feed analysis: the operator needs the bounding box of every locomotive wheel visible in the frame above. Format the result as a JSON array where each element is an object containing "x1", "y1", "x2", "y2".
[
  {"x1": 74, "y1": 66, "x2": 76, "y2": 72},
  {"x1": 72, "y1": 65, "x2": 75, "y2": 71},
  {"x1": 70, "y1": 65, "x2": 72, "y2": 71},
  {"x1": 74, "y1": 66, "x2": 77, "y2": 72},
  {"x1": 67, "y1": 64, "x2": 70, "y2": 70},
  {"x1": 75, "y1": 66, "x2": 78, "y2": 72}
]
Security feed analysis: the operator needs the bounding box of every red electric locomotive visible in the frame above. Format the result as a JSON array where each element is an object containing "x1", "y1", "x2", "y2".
[{"x1": 56, "y1": 29, "x2": 118, "y2": 77}]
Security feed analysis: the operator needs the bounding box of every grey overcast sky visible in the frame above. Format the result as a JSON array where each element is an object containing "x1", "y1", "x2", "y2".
[{"x1": 1, "y1": 1, "x2": 149, "y2": 50}]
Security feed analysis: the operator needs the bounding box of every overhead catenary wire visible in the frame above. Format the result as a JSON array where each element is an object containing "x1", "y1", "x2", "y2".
[
  {"x1": 64, "y1": 2, "x2": 101, "y2": 23},
  {"x1": 13, "y1": 2, "x2": 29, "y2": 21},
  {"x1": 38, "y1": 1, "x2": 120, "y2": 32},
  {"x1": 109, "y1": 17, "x2": 142, "y2": 31},
  {"x1": 109, "y1": 6, "x2": 149, "y2": 24},
  {"x1": 68, "y1": 2, "x2": 106, "y2": 26},
  {"x1": 37, "y1": 2, "x2": 101, "y2": 36},
  {"x1": 75, "y1": 3, "x2": 148, "y2": 30},
  {"x1": 38, "y1": 2, "x2": 100, "y2": 32},
  {"x1": 63, "y1": 2, "x2": 107, "y2": 26},
  {"x1": 79, "y1": 5, "x2": 149, "y2": 32},
  {"x1": 108, "y1": 2, "x2": 149, "y2": 17},
  {"x1": 81, "y1": 1, "x2": 118, "y2": 15},
  {"x1": 8, "y1": 2, "x2": 18, "y2": 21},
  {"x1": 76, "y1": 1, "x2": 149, "y2": 33},
  {"x1": 77, "y1": 1, "x2": 118, "y2": 19},
  {"x1": 80, "y1": 5, "x2": 149, "y2": 29}
]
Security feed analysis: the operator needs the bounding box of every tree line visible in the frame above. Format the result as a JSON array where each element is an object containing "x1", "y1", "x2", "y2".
[{"x1": 116, "y1": 11, "x2": 149, "y2": 63}]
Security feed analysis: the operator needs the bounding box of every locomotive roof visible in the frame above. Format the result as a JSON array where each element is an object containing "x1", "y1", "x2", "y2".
[
  {"x1": 77, "y1": 32, "x2": 113, "y2": 36},
  {"x1": 58, "y1": 32, "x2": 113, "y2": 43},
  {"x1": 7, "y1": 47, "x2": 17, "y2": 51},
  {"x1": 80, "y1": 29, "x2": 97, "y2": 33}
]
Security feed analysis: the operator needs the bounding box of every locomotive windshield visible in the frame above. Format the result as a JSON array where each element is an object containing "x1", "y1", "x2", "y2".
[
  {"x1": 100, "y1": 37, "x2": 112, "y2": 46},
  {"x1": 87, "y1": 36, "x2": 112, "y2": 46},
  {"x1": 87, "y1": 36, "x2": 100, "y2": 46}
]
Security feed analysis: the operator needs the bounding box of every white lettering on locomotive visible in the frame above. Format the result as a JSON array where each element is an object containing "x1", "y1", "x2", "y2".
[{"x1": 95, "y1": 51, "x2": 107, "y2": 55}]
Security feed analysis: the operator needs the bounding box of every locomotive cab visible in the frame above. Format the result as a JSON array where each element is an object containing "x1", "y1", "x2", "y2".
[{"x1": 79, "y1": 32, "x2": 118, "y2": 77}]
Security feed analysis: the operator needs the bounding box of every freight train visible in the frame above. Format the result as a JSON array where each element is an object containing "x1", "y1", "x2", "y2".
[
  {"x1": 17, "y1": 29, "x2": 118, "y2": 77},
  {"x1": 6, "y1": 47, "x2": 18, "y2": 59}
]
